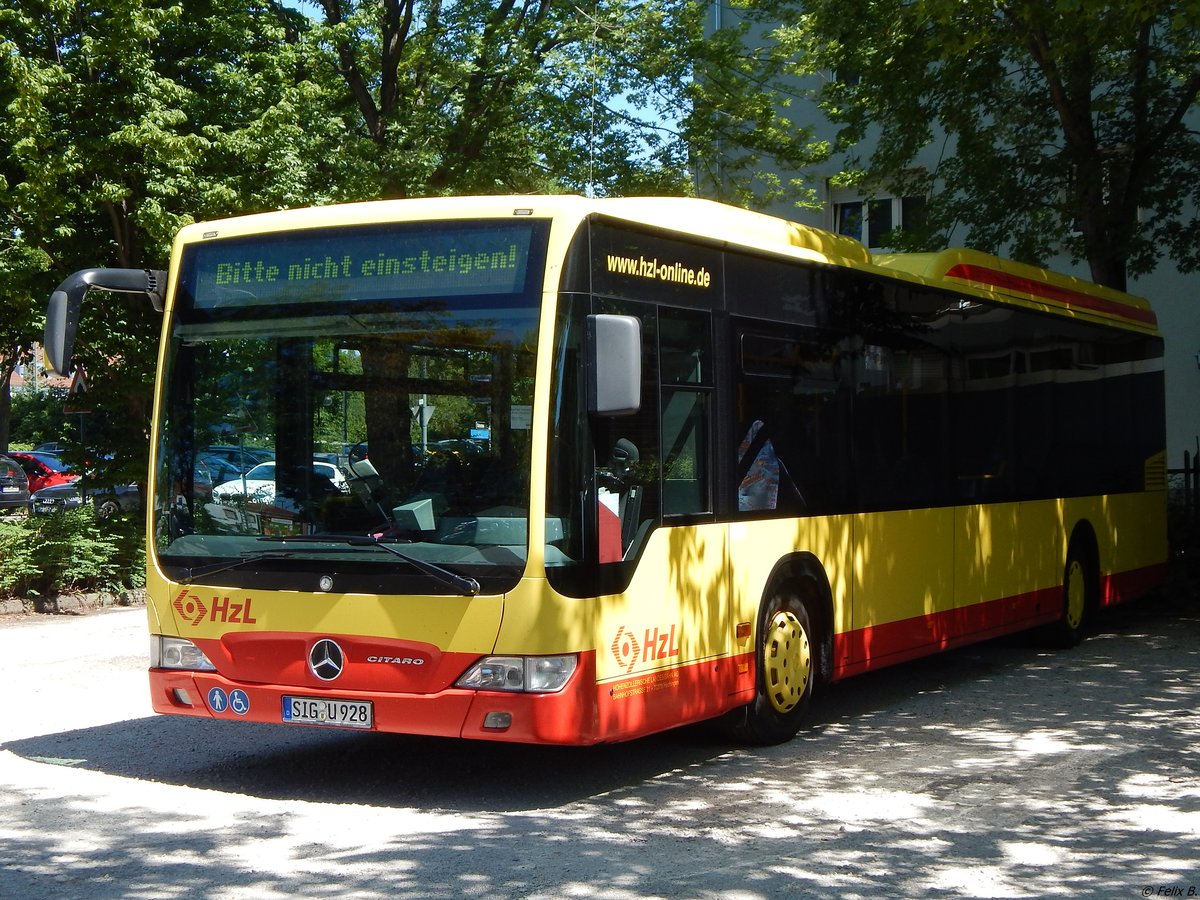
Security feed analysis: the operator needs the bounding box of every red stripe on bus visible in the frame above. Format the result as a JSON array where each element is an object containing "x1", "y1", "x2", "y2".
[
  {"x1": 944, "y1": 263, "x2": 1158, "y2": 327},
  {"x1": 1101, "y1": 562, "x2": 1168, "y2": 607},
  {"x1": 833, "y1": 587, "x2": 1056, "y2": 678},
  {"x1": 833, "y1": 561, "x2": 1165, "y2": 679},
  {"x1": 152, "y1": 566, "x2": 1166, "y2": 744}
]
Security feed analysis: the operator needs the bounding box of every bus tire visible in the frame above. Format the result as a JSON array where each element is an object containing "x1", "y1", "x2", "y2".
[
  {"x1": 1043, "y1": 537, "x2": 1097, "y2": 648},
  {"x1": 730, "y1": 585, "x2": 819, "y2": 745}
]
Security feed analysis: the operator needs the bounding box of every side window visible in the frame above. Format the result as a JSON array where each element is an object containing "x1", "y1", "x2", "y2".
[
  {"x1": 733, "y1": 324, "x2": 853, "y2": 517},
  {"x1": 659, "y1": 309, "x2": 713, "y2": 517},
  {"x1": 853, "y1": 341, "x2": 951, "y2": 510}
]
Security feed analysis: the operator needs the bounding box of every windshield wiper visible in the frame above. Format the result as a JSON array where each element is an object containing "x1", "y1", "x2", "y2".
[
  {"x1": 258, "y1": 535, "x2": 481, "y2": 596},
  {"x1": 176, "y1": 543, "x2": 377, "y2": 584},
  {"x1": 178, "y1": 550, "x2": 297, "y2": 584}
]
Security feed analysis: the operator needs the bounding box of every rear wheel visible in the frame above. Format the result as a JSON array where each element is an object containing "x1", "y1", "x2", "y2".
[
  {"x1": 730, "y1": 586, "x2": 819, "y2": 745},
  {"x1": 1043, "y1": 540, "x2": 1096, "y2": 647}
]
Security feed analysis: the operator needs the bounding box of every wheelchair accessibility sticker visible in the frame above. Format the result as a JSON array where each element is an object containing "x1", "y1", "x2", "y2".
[{"x1": 207, "y1": 687, "x2": 250, "y2": 716}]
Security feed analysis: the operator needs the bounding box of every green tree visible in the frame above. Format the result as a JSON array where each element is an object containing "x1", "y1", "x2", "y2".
[
  {"x1": 304, "y1": 0, "x2": 830, "y2": 203},
  {"x1": 770, "y1": 0, "x2": 1200, "y2": 290},
  {"x1": 304, "y1": 0, "x2": 673, "y2": 198},
  {"x1": 0, "y1": 0, "x2": 834, "y2": 474},
  {"x1": 0, "y1": 0, "x2": 325, "y2": 482},
  {"x1": 687, "y1": 4, "x2": 834, "y2": 210},
  {"x1": 0, "y1": 248, "x2": 45, "y2": 452}
]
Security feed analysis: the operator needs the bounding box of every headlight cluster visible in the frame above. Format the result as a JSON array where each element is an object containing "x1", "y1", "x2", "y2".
[
  {"x1": 455, "y1": 655, "x2": 577, "y2": 693},
  {"x1": 150, "y1": 635, "x2": 217, "y2": 671}
]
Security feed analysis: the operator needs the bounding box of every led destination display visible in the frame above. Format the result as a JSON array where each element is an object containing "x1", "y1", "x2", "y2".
[{"x1": 185, "y1": 221, "x2": 543, "y2": 309}]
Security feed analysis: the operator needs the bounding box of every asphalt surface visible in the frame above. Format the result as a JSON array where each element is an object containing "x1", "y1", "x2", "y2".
[{"x1": 0, "y1": 566, "x2": 1197, "y2": 899}]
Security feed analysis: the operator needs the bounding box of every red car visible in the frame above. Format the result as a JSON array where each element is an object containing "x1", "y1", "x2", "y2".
[{"x1": 7, "y1": 451, "x2": 78, "y2": 494}]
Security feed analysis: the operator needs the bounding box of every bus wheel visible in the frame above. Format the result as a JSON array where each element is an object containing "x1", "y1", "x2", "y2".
[
  {"x1": 731, "y1": 588, "x2": 817, "y2": 745},
  {"x1": 1043, "y1": 540, "x2": 1095, "y2": 648}
]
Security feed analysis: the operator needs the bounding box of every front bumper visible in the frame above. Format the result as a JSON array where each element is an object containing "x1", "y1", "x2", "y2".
[{"x1": 149, "y1": 651, "x2": 599, "y2": 745}]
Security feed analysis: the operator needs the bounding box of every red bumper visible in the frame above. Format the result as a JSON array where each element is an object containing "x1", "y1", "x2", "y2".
[{"x1": 149, "y1": 651, "x2": 600, "y2": 745}]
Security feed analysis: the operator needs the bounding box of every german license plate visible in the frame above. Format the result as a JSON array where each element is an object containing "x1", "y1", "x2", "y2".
[
  {"x1": 0, "y1": 486, "x2": 17, "y2": 493},
  {"x1": 282, "y1": 696, "x2": 373, "y2": 729}
]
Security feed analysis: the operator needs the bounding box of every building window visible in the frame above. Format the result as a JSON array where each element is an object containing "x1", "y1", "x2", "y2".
[
  {"x1": 835, "y1": 202, "x2": 863, "y2": 241},
  {"x1": 868, "y1": 199, "x2": 893, "y2": 244},
  {"x1": 831, "y1": 189, "x2": 926, "y2": 250}
]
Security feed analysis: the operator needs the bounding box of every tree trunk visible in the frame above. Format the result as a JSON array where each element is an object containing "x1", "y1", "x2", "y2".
[
  {"x1": 0, "y1": 358, "x2": 15, "y2": 453},
  {"x1": 1085, "y1": 250, "x2": 1127, "y2": 293}
]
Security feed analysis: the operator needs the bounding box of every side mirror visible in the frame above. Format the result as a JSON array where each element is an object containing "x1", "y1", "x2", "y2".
[
  {"x1": 586, "y1": 314, "x2": 641, "y2": 416},
  {"x1": 44, "y1": 287, "x2": 82, "y2": 378},
  {"x1": 43, "y1": 268, "x2": 168, "y2": 375}
]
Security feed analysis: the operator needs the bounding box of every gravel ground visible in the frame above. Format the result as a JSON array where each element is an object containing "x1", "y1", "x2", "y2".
[{"x1": 0, "y1": 562, "x2": 1196, "y2": 899}]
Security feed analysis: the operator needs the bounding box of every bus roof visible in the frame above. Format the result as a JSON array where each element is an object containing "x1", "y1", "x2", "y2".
[
  {"x1": 176, "y1": 194, "x2": 872, "y2": 266},
  {"x1": 587, "y1": 196, "x2": 873, "y2": 266},
  {"x1": 590, "y1": 199, "x2": 1158, "y2": 335},
  {"x1": 873, "y1": 248, "x2": 1158, "y2": 334},
  {"x1": 175, "y1": 194, "x2": 1157, "y2": 335}
]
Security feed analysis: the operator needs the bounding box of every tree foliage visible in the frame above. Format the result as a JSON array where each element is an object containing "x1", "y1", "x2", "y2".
[
  {"x1": 301, "y1": 0, "x2": 825, "y2": 202},
  {"x1": 6, "y1": 386, "x2": 69, "y2": 449},
  {"x1": 687, "y1": 5, "x2": 834, "y2": 210},
  {"x1": 0, "y1": 0, "x2": 828, "y2": 478},
  {"x1": 769, "y1": 0, "x2": 1200, "y2": 290},
  {"x1": 0, "y1": 0, "x2": 326, "y2": 477}
]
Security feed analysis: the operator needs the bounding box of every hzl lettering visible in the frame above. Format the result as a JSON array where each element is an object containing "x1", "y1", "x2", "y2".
[
  {"x1": 642, "y1": 625, "x2": 680, "y2": 662},
  {"x1": 210, "y1": 596, "x2": 257, "y2": 624},
  {"x1": 172, "y1": 589, "x2": 257, "y2": 626}
]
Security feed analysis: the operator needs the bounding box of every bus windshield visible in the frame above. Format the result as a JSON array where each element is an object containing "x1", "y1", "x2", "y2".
[{"x1": 154, "y1": 219, "x2": 548, "y2": 594}]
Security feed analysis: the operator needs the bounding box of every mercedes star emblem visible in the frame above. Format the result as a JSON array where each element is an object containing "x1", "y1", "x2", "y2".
[{"x1": 309, "y1": 638, "x2": 345, "y2": 681}]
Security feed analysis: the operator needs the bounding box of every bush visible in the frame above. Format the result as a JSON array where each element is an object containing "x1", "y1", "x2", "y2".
[
  {"x1": 8, "y1": 387, "x2": 71, "y2": 448},
  {"x1": 0, "y1": 518, "x2": 42, "y2": 596},
  {"x1": 0, "y1": 507, "x2": 144, "y2": 599}
]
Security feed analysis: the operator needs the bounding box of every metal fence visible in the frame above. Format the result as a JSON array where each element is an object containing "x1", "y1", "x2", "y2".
[{"x1": 1169, "y1": 439, "x2": 1200, "y2": 557}]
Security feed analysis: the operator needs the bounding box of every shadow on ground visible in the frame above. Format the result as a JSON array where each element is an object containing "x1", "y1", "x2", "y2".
[{"x1": 5, "y1": 572, "x2": 1194, "y2": 813}]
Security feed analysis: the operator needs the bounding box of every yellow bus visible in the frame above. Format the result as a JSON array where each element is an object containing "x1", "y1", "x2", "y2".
[{"x1": 44, "y1": 195, "x2": 1167, "y2": 745}]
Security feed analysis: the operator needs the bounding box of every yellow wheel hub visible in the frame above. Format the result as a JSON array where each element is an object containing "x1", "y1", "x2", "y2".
[
  {"x1": 1065, "y1": 559, "x2": 1086, "y2": 630},
  {"x1": 763, "y1": 609, "x2": 811, "y2": 714}
]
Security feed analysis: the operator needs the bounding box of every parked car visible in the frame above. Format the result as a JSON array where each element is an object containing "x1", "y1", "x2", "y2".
[
  {"x1": 7, "y1": 451, "x2": 78, "y2": 494},
  {"x1": 211, "y1": 460, "x2": 346, "y2": 505},
  {"x1": 29, "y1": 442, "x2": 111, "y2": 471},
  {"x1": 193, "y1": 455, "x2": 244, "y2": 494},
  {"x1": 0, "y1": 455, "x2": 31, "y2": 513},
  {"x1": 204, "y1": 444, "x2": 275, "y2": 474},
  {"x1": 29, "y1": 480, "x2": 141, "y2": 519},
  {"x1": 429, "y1": 439, "x2": 486, "y2": 458}
]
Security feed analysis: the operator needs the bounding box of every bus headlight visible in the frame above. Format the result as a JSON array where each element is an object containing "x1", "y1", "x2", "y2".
[
  {"x1": 151, "y1": 635, "x2": 217, "y2": 671},
  {"x1": 456, "y1": 654, "x2": 577, "y2": 693}
]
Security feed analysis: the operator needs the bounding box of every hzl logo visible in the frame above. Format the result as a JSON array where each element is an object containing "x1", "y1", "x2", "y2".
[
  {"x1": 610, "y1": 624, "x2": 680, "y2": 674},
  {"x1": 173, "y1": 588, "x2": 258, "y2": 627}
]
